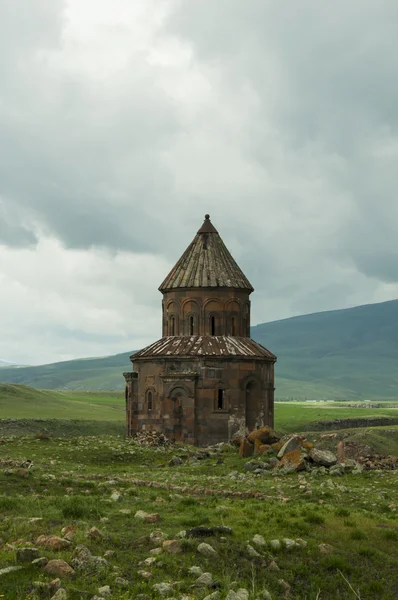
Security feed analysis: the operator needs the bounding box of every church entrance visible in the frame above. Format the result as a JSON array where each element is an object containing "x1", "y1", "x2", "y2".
[
  {"x1": 168, "y1": 387, "x2": 187, "y2": 441},
  {"x1": 245, "y1": 381, "x2": 258, "y2": 431}
]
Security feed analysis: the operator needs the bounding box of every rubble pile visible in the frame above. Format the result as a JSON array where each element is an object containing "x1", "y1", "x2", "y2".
[
  {"x1": 233, "y1": 427, "x2": 396, "y2": 473},
  {"x1": 131, "y1": 431, "x2": 173, "y2": 448}
]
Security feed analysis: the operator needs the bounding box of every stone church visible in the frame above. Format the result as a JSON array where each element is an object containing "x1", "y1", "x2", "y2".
[{"x1": 124, "y1": 215, "x2": 276, "y2": 446}]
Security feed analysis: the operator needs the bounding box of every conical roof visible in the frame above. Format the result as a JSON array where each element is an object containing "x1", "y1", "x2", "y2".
[{"x1": 159, "y1": 215, "x2": 254, "y2": 292}]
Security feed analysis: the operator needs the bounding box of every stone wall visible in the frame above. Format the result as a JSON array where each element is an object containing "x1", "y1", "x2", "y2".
[{"x1": 161, "y1": 288, "x2": 251, "y2": 337}]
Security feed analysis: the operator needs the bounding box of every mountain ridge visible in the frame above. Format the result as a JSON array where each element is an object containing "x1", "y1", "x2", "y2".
[{"x1": 0, "y1": 299, "x2": 397, "y2": 399}]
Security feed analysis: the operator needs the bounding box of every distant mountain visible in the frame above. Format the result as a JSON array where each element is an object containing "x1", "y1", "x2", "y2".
[
  {"x1": 0, "y1": 299, "x2": 397, "y2": 399},
  {"x1": 0, "y1": 360, "x2": 22, "y2": 367}
]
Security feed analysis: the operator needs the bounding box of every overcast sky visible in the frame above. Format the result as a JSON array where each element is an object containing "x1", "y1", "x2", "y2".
[{"x1": 1, "y1": 0, "x2": 398, "y2": 365}]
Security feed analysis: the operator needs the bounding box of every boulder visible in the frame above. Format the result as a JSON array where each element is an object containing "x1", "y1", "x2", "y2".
[
  {"x1": 254, "y1": 442, "x2": 272, "y2": 456},
  {"x1": 36, "y1": 535, "x2": 71, "y2": 551},
  {"x1": 195, "y1": 572, "x2": 214, "y2": 587},
  {"x1": 197, "y1": 542, "x2": 217, "y2": 557},
  {"x1": 44, "y1": 560, "x2": 75, "y2": 578},
  {"x1": 239, "y1": 438, "x2": 254, "y2": 458},
  {"x1": 16, "y1": 547, "x2": 39, "y2": 562},
  {"x1": 278, "y1": 449, "x2": 306, "y2": 472},
  {"x1": 162, "y1": 540, "x2": 182, "y2": 554},
  {"x1": 277, "y1": 436, "x2": 302, "y2": 459},
  {"x1": 309, "y1": 449, "x2": 337, "y2": 467},
  {"x1": 247, "y1": 427, "x2": 280, "y2": 445}
]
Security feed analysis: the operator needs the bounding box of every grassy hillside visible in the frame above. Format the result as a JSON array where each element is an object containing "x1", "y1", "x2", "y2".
[
  {"x1": 253, "y1": 299, "x2": 398, "y2": 399},
  {"x1": 0, "y1": 299, "x2": 398, "y2": 399},
  {"x1": 0, "y1": 383, "x2": 124, "y2": 420}
]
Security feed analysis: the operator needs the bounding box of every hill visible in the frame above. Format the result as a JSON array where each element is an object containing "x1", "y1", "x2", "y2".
[
  {"x1": 0, "y1": 383, "x2": 124, "y2": 420},
  {"x1": 0, "y1": 299, "x2": 397, "y2": 399}
]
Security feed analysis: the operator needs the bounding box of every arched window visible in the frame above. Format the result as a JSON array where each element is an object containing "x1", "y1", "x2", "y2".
[
  {"x1": 147, "y1": 391, "x2": 153, "y2": 412},
  {"x1": 231, "y1": 317, "x2": 236, "y2": 336},
  {"x1": 210, "y1": 316, "x2": 216, "y2": 336},
  {"x1": 189, "y1": 315, "x2": 194, "y2": 336},
  {"x1": 170, "y1": 316, "x2": 175, "y2": 336}
]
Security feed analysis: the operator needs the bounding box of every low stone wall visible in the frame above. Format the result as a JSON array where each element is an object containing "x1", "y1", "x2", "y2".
[{"x1": 307, "y1": 417, "x2": 398, "y2": 431}]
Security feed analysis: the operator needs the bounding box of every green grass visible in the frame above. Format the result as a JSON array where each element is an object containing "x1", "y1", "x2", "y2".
[
  {"x1": 274, "y1": 401, "x2": 398, "y2": 434},
  {"x1": 0, "y1": 436, "x2": 397, "y2": 599},
  {"x1": 0, "y1": 383, "x2": 124, "y2": 420}
]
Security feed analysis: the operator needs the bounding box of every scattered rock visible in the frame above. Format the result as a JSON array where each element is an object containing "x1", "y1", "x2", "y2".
[
  {"x1": 189, "y1": 566, "x2": 203, "y2": 576},
  {"x1": 114, "y1": 577, "x2": 130, "y2": 587},
  {"x1": 32, "y1": 557, "x2": 48, "y2": 567},
  {"x1": 196, "y1": 572, "x2": 214, "y2": 587},
  {"x1": 16, "y1": 547, "x2": 39, "y2": 562},
  {"x1": 98, "y1": 586, "x2": 112, "y2": 597},
  {"x1": 277, "y1": 437, "x2": 302, "y2": 459},
  {"x1": 36, "y1": 535, "x2": 71, "y2": 551},
  {"x1": 162, "y1": 540, "x2": 182, "y2": 554},
  {"x1": 246, "y1": 544, "x2": 261, "y2": 558},
  {"x1": 44, "y1": 560, "x2": 75, "y2": 578},
  {"x1": 110, "y1": 491, "x2": 122, "y2": 502},
  {"x1": 87, "y1": 527, "x2": 103, "y2": 540},
  {"x1": 283, "y1": 539, "x2": 297, "y2": 551},
  {"x1": 239, "y1": 438, "x2": 254, "y2": 458},
  {"x1": 137, "y1": 569, "x2": 152, "y2": 580},
  {"x1": 169, "y1": 456, "x2": 183, "y2": 466},
  {"x1": 252, "y1": 534, "x2": 266, "y2": 547},
  {"x1": 61, "y1": 526, "x2": 77, "y2": 541},
  {"x1": 247, "y1": 427, "x2": 280, "y2": 445},
  {"x1": 145, "y1": 513, "x2": 160, "y2": 524},
  {"x1": 309, "y1": 449, "x2": 337, "y2": 467},
  {"x1": 0, "y1": 566, "x2": 23, "y2": 577},
  {"x1": 104, "y1": 550, "x2": 116, "y2": 558},
  {"x1": 278, "y1": 449, "x2": 306, "y2": 473},
  {"x1": 268, "y1": 561, "x2": 280, "y2": 571},
  {"x1": 150, "y1": 547, "x2": 163, "y2": 556},
  {"x1": 197, "y1": 542, "x2": 217, "y2": 557},
  {"x1": 153, "y1": 582, "x2": 174, "y2": 596},
  {"x1": 329, "y1": 464, "x2": 344, "y2": 476},
  {"x1": 269, "y1": 539, "x2": 282, "y2": 551},
  {"x1": 318, "y1": 543, "x2": 334, "y2": 554},
  {"x1": 134, "y1": 510, "x2": 148, "y2": 520}
]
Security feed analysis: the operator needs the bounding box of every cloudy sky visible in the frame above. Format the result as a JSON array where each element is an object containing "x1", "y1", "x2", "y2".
[{"x1": 1, "y1": 0, "x2": 398, "y2": 365}]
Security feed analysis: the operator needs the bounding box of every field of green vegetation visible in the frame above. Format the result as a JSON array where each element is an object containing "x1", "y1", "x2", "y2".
[
  {"x1": 1, "y1": 385, "x2": 398, "y2": 598},
  {"x1": 0, "y1": 435, "x2": 397, "y2": 599}
]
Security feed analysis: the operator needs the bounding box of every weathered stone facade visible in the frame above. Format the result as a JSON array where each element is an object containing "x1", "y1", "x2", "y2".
[{"x1": 124, "y1": 215, "x2": 277, "y2": 446}]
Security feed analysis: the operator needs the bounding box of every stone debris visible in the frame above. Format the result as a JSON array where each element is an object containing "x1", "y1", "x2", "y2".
[
  {"x1": 43, "y1": 559, "x2": 75, "y2": 578},
  {"x1": 162, "y1": 540, "x2": 182, "y2": 554},
  {"x1": 197, "y1": 542, "x2": 217, "y2": 557},
  {"x1": 195, "y1": 572, "x2": 214, "y2": 587},
  {"x1": 0, "y1": 566, "x2": 24, "y2": 577},
  {"x1": 16, "y1": 547, "x2": 39, "y2": 562},
  {"x1": 132, "y1": 431, "x2": 173, "y2": 447},
  {"x1": 246, "y1": 544, "x2": 261, "y2": 558},
  {"x1": 252, "y1": 534, "x2": 266, "y2": 547},
  {"x1": 36, "y1": 535, "x2": 72, "y2": 551}
]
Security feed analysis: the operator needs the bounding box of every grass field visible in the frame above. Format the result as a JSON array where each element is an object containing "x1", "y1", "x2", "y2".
[
  {"x1": 0, "y1": 436, "x2": 397, "y2": 599},
  {"x1": 0, "y1": 384, "x2": 124, "y2": 421},
  {"x1": 1, "y1": 385, "x2": 398, "y2": 598}
]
